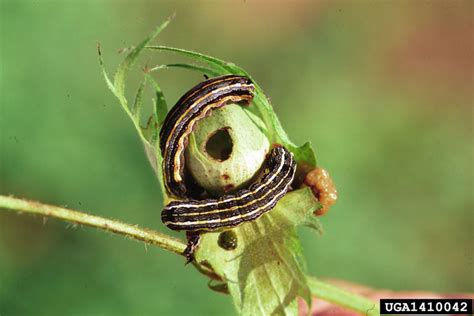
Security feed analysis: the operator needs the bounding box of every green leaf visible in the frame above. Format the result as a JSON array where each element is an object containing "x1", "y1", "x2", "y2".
[
  {"x1": 144, "y1": 74, "x2": 169, "y2": 129},
  {"x1": 148, "y1": 63, "x2": 221, "y2": 77},
  {"x1": 195, "y1": 187, "x2": 321, "y2": 315},
  {"x1": 98, "y1": 18, "x2": 173, "y2": 203},
  {"x1": 147, "y1": 45, "x2": 234, "y2": 75},
  {"x1": 273, "y1": 187, "x2": 323, "y2": 234},
  {"x1": 131, "y1": 78, "x2": 146, "y2": 119},
  {"x1": 241, "y1": 107, "x2": 269, "y2": 135},
  {"x1": 97, "y1": 44, "x2": 118, "y2": 97},
  {"x1": 98, "y1": 17, "x2": 172, "y2": 146},
  {"x1": 114, "y1": 17, "x2": 173, "y2": 106}
]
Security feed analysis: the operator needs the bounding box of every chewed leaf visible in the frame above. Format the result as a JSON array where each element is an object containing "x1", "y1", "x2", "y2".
[
  {"x1": 274, "y1": 187, "x2": 323, "y2": 234},
  {"x1": 292, "y1": 142, "x2": 317, "y2": 168},
  {"x1": 195, "y1": 187, "x2": 321, "y2": 316},
  {"x1": 146, "y1": 45, "x2": 317, "y2": 167},
  {"x1": 98, "y1": 17, "x2": 172, "y2": 147},
  {"x1": 114, "y1": 17, "x2": 173, "y2": 105},
  {"x1": 98, "y1": 18, "x2": 172, "y2": 202}
]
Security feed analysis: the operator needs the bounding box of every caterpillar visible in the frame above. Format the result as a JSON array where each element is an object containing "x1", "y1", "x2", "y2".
[
  {"x1": 161, "y1": 145, "x2": 296, "y2": 231},
  {"x1": 159, "y1": 74, "x2": 255, "y2": 198}
]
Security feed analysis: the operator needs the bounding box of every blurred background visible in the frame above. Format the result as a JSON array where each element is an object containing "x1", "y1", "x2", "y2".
[{"x1": 0, "y1": 0, "x2": 472, "y2": 315}]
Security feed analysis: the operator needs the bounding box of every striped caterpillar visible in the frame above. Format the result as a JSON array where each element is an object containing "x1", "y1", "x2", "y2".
[
  {"x1": 161, "y1": 145, "x2": 296, "y2": 231},
  {"x1": 159, "y1": 75, "x2": 255, "y2": 198}
]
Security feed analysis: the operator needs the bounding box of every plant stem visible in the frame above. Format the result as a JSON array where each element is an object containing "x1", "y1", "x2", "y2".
[
  {"x1": 0, "y1": 195, "x2": 186, "y2": 255},
  {"x1": 308, "y1": 277, "x2": 380, "y2": 315}
]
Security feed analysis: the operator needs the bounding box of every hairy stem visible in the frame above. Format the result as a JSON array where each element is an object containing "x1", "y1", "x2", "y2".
[
  {"x1": 0, "y1": 195, "x2": 186, "y2": 255},
  {"x1": 308, "y1": 277, "x2": 380, "y2": 315}
]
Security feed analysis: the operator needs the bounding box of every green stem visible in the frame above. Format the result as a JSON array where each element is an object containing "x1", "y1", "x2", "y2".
[
  {"x1": 308, "y1": 277, "x2": 380, "y2": 315},
  {"x1": 0, "y1": 195, "x2": 186, "y2": 255}
]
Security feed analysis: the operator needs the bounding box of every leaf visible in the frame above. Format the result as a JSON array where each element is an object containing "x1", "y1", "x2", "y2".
[
  {"x1": 148, "y1": 63, "x2": 221, "y2": 77},
  {"x1": 146, "y1": 45, "x2": 317, "y2": 167},
  {"x1": 114, "y1": 17, "x2": 173, "y2": 106},
  {"x1": 195, "y1": 187, "x2": 321, "y2": 316},
  {"x1": 144, "y1": 74, "x2": 169, "y2": 129},
  {"x1": 273, "y1": 187, "x2": 323, "y2": 234},
  {"x1": 97, "y1": 44, "x2": 118, "y2": 97},
  {"x1": 98, "y1": 17, "x2": 172, "y2": 146},
  {"x1": 242, "y1": 108, "x2": 269, "y2": 135},
  {"x1": 147, "y1": 45, "x2": 234, "y2": 75},
  {"x1": 131, "y1": 78, "x2": 146, "y2": 119},
  {"x1": 98, "y1": 18, "x2": 173, "y2": 203}
]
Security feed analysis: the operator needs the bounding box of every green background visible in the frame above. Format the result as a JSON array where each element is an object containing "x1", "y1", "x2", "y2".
[{"x1": 1, "y1": 1, "x2": 472, "y2": 315}]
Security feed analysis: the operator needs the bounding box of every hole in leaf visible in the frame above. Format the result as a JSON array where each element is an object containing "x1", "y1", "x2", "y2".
[{"x1": 205, "y1": 127, "x2": 233, "y2": 161}]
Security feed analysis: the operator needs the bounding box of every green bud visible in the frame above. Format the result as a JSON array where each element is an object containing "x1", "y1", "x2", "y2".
[{"x1": 185, "y1": 104, "x2": 269, "y2": 195}]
